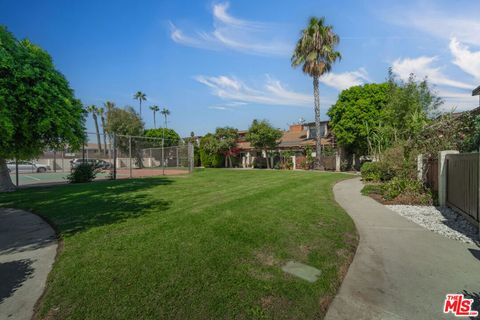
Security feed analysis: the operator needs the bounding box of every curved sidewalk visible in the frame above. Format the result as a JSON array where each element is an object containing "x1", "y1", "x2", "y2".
[
  {"x1": 326, "y1": 178, "x2": 480, "y2": 320},
  {"x1": 0, "y1": 208, "x2": 57, "y2": 320}
]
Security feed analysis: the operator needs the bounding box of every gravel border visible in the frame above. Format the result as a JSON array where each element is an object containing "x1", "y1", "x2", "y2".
[{"x1": 386, "y1": 205, "x2": 479, "y2": 244}]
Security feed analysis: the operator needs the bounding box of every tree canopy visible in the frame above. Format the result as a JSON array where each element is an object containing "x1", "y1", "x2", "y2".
[
  {"x1": 0, "y1": 26, "x2": 85, "y2": 190},
  {"x1": 105, "y1": 106, "x2": 144, "y2": 137},
  {"x1": 385, "y1": 71, "x2": 442, "y2": 142},
  {"x1": 144, "y1": 128, "x2": 180, "y2": 147},
  {"x1": 199, "y1": 133, "x2": 223, "y2": 168},
  {"x1": 214, "y1": 127, "x2": 239, "y2": 167},
  {"x1": 327, "y1": 83, "x2": 389, "y2": 154},
  {"x1": 246, "y1": 120, "x2": 282, "y2": 168}
]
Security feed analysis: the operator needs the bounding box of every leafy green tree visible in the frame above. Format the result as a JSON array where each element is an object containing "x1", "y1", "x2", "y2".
[
  {"x1": 463, "y1": 115, "x2": 480, "y2": 152},
  {"x1": 144, "y1": 128, "x2": 180, "y2": 147},
  {"x1": 199, "y1": 133, "x2": 223, "y2": 168},
  {"x1": 385, "y1": 71, "x2": 442, "y2": 143},
  {"x1": 133, "y1": 91, "x2": 146, "y2": 118},
  {"x1": 149, "y1": 105, "x2": 160, "y2": 129},
  {"x1": 86, "y1": 105, "x2": 103, "y2": 153},
  {"x1": 415, "y1": 112, "x2": 477, "y2": 156},
  {"x1": 327, "y1": 83, "x2": 389, "y2": 155},
  {"x1": 0, "y1": 26, "x2": 85, "y2": 191},
  {"x1": 215, "y1": 127, "x2": 239, "y2": 168},
  {"x1": 246, "y1": 120, "x2": 282, "y2": 169},
  {"x1": 105, "y1": 106, "x2": 144, "y2": 167},
  {"x1": 292, "y1": 17, "x2": 341, "y2": 169}
]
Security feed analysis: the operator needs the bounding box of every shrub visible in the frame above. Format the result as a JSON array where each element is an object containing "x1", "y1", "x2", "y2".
[
  {"x1": 67, "y1": 163, "x2": 97, "y2": 183},
  {"x1": 199, "y1": 149, "x2": 223, "y2": 168},
  {"x1": 360, "y1": 162, "x2": 381, "y2": 181},
  {"x1": 360, "y1": 161, "x2": 394, "y2": 182},
  {"x1": 380, "y1": 144, "x2": 418, "y2": 179},
  {"x1": 253, "y1": 157, "x2": 267, "y2": 169},
  {"x1": 381, "y1": 177, "x2": 432, "y2": 205},
  {"x1": 361, "y1": 184, "x2": 383, "y2": 196}
]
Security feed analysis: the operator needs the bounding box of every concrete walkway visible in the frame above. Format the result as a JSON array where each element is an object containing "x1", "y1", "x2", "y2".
[
  {"x1": 326, "y1": 178, "x2": 480, "y2": 320},
  {"x1": 0, "y1": 208, "x2": 57, "y2": 320}
]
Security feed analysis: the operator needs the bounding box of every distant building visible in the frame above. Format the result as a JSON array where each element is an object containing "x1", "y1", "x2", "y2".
[{"x1": 236, "y1": 121, "x2": 336, "y2": 168}]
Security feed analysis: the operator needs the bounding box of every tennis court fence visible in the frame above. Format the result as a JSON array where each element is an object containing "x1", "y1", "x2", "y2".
[{"x1": 10, "y1": 133, "x2": 194, "y2": 187}]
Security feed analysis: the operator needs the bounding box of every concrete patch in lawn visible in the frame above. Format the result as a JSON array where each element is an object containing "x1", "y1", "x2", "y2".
[{"x1": 281, "y1": 261, "x2": 321, "y2": 283}]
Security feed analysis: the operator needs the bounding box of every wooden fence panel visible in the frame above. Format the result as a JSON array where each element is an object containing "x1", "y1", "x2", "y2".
[
  {"x1": 446, "y1": 153, "x2": 479, "y2": 223},
  {"x1": 323, "y1": 156, "x2": 336, "y2": 171}
]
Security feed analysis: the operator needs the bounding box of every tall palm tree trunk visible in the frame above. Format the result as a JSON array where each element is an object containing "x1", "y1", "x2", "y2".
[
  {"x1": 313, "y1": 76, "x2": 323, "y2": 170},
  {"x1": 93, "y1": 114, "x2": 103, "y2": 153},
  {"x1": 0, "y1": 158, "x2": 15, "y2": 192},
  {"x1": 139, "y1": 101, "x2": 142, "y2": 118},
  {"x1": 100, "y1": 115, "x2": 107, "y2": 155},
  {"x1": 153, "y1": 112, "x2": 157, "y2": 129}
]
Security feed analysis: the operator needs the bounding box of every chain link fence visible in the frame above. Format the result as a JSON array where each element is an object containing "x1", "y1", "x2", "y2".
[
  {"x1": 113, "y1": 135, "x2": 193, "y2": 179},
  {"x1": 9, "y1": 132, "x2": 193, "y2": 187}
]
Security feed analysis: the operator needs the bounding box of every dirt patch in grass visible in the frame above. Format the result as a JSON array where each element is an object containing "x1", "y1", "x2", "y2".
[
  {"x1": 259, "y1": 295, "x2": 293, "y2": 318},
  {"x1": 319, "y1": 295, "x2": 333, "y2": 315},
  {"x1": 248, "y1": 268, "x2": 274, "y2": 281},
  {"x1": 254, "y1": 250, "x2": 279, "y2": 267}
]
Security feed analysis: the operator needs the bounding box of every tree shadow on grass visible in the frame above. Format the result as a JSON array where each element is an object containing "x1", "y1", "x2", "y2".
[{"x1": 0, "y1": 177, "x2": 174, "y2": 237}]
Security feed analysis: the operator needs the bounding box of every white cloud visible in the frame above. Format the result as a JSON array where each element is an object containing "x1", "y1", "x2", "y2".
[
  {"x1": 437, "y1": 89, "x2": 478, "y2": 112},
  {"x1": 208, "y1": 106, "x2": 230, "y2": 111},
  {"x1": 319, "y1": 68, "x2": 370, "y2": 91},
  {"x1": 195, "y1": 75, "x2": 316, "y2": 107},
  {"x1": 384, "y1": 3, "x2": 480, "y2": 46},
  {"x1": 169, "y1": 2, "x2": 290, "y2": 56},
  {"x1": 391, "y1": 56, "x2": 473, "y2": 89},
  {"x1": 449, "y1": 38, "x2": 480, "y2": 81}
]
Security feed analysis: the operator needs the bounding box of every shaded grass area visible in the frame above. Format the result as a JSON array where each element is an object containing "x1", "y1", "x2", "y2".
[{"x1": 0, "y1": 169, "x2": 357, "y2": 319}]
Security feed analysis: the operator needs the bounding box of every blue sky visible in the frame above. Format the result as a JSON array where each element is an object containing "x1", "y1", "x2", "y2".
[{"x1": 2, "y1": 0, "x2": 480, "y2": 136}]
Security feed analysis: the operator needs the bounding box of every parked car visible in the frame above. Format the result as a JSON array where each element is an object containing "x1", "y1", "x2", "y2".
[
  {"x1": 96, "y1": 160, "x2": 112, "y2": 170},
  {"x1": 70, "y1": 159, "x2": 112, "y2": 171},
  {"x1": 6, "y1": 161, "x2": 51, "y2": 173}
]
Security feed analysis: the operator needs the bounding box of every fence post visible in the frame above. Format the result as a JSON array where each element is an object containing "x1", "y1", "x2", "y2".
[
  {"x1": 113, "y1": 134, "x2": 117, "y2": 180},
  {"x1": 417, "y1": 154, "x2": 423, "y2": 181},
  {"x1": 129, "y1": 136, "x2": 132, "y2": 179},
  {"x1": 188, "y1": 142, "x2": 194, "y2": 173},
  {"x1": 335, "y1": 151, "x2": 341, "y2": 172},
  {"x1": 176, "y1": 147, "x2": 179, "y2": 168},
  {"x1": 438, "y1": 150, "x2": 459, "y2": 206}
]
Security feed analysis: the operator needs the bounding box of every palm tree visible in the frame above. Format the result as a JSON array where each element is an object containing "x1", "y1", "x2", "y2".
[
  {"x1": 86, "y1": 105, "x2": 103, "y2": 153},
  {"x1": 133, "y1": 91, "x2": 147, "y2": 118},
  {"x1": 160, "y1": 107, "x2": 170, "y2": 129},
  {"x1": 103, "y1": 101, "x2": 116, "y2": 155},
  {"x1": 291, "y1": 17, "x2": 341, "y2": 169},
  {"x1": 97, "y1": 107, "x2": 108, "y2": 154},
  {"x1": 150, "y1": 105, "x2": 160, "y2": 129}
]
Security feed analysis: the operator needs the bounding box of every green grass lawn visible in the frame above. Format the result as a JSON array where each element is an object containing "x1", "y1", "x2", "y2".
[{"x1": 0, "y1": 169, "x2": 357, "y2": 319}]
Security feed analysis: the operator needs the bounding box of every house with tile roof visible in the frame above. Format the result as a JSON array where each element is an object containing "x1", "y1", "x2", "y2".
[{"x1": 236, "y1": 121, "x2": 337, "y2": 169}]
